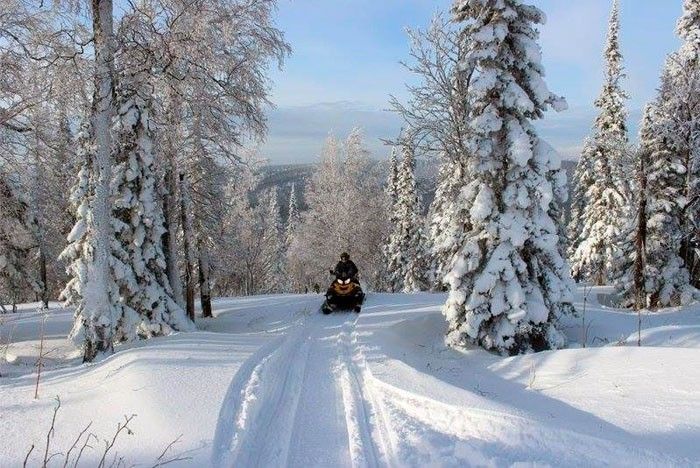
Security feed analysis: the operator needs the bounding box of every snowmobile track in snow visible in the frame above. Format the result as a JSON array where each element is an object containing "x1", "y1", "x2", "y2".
[
  {"x1": 211, "y1": 314, "x2": 311, "y2": 467},
  {"x1": 211, "y1": 308, "x2": 397, "y2": 468},
  {"x1": 335, "y1": 315, "x2": 395, "y2": 468}
]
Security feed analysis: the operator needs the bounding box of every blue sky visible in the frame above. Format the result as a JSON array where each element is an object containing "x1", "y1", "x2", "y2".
[{"x1": 260, "y1": 0, "x2": 684, "y2": 164}]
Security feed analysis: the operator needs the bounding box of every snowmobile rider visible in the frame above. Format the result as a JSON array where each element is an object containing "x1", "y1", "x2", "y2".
[{"x1": 331, "y1": 252, "x2": 359, "y2": 283}]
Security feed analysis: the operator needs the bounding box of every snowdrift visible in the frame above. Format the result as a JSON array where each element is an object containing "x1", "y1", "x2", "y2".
[{"x1": 1, "y1": 288, "x2": 699, "y2": 466}]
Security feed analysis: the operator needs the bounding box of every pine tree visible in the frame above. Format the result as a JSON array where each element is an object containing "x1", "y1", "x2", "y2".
[
  {"x1": 443, "y1": 0, "x2": 573, "y2": 355},
  {"x1": 569, "y1": 0, "x2": 630, "y2": 285},
  {"x1": 385, "y1": 139, "x2": 428, "y2": 293}
]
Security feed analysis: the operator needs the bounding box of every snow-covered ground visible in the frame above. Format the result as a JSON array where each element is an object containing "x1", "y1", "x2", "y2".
[{"x1": 1, "y1": 287, "x2": 699, "y2": 467}]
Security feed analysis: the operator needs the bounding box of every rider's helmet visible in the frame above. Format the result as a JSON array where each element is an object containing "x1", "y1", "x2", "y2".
[{"x1": 340, "y1": 252, "x2": 350, "y2": 261}]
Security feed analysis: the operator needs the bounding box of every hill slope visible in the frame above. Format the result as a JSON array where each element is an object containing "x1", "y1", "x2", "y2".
[{"x1": 2, "y1": 285, "x2": 697, "y2": 467}]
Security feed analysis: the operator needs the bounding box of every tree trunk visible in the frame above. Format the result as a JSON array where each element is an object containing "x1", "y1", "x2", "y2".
[
  {"x1": 180, "y1": 174, "x2": 196, "y2": 321},
  {"x1": 162, "y1": 167, "x2": 184, "y2": 307},
  {"x1": 39, "y1": 248, "x2": 48, "y2": 309},
  {"x1": 84, "y1": 0, "x2": 116, "y2": 362},
  {"x1": 633, "y1": 151, "x2": 648, "y2": 310},
  {"x1": 162, "y1": 92, "x2": 185, "y2": 307},
  {"x1": 198, "y1": 245, "x2": 213, "y2": 318}
]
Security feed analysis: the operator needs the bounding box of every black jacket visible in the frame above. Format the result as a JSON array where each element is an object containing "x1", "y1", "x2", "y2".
[{"x1": 333, "y1": 260, "x2": 358, "y2": 279}]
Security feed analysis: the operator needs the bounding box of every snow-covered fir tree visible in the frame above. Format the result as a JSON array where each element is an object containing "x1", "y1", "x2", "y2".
[
  {"x1": 442, "y1": 0, "x2": 574, "y2": 355},
  {"x1": 386, "y1": 147, "x2": 400, "y2": 224},
  {"x1": 109, "y1": 44, "x2": 192, "y2": 339},
  {"x1": 616, "y1": 0, "x2": 700, "y2": 308},
  {"x1": 261, "y1": 187, "x2": 286, "y2": 291},
  {"x1": 285, "y1": 183, "x2": 299, "y2": 247},
  {"x1": 616, "y1": 104, "x2": 698, "y2": 308},
  {"x1": 60, "y1": 122, "x2": 123, "y2": 360},
  {"x1": 380, "y1": 146, "x2": 400, "y2": 291},
  {"x1": 659, "y1": 0, "x2": 700, "y2": 289},
  {"x1": 569, "y1": 0, "x2": 630, "y2": 285},
  {"x1": 59, "y1": 124, "x2": 95, "y2": 321},
  {"x1": 428, "y1": 156, "x2": 467, "y2": 290},
  {"x1": 385, "y1": 139, "x2": 428, "y2": 293}
]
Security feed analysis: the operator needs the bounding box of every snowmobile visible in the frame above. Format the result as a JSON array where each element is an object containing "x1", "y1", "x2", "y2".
[{"x1": 321, "y1": 271, "x2": 365, "y2": 314}]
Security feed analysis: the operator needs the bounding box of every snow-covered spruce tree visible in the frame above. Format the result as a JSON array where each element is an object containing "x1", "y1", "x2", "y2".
[
  {"x1": 109, "y1": 30, "x2": 193, "y2": 339},
  {"x1": 59, "y1": 124, "x2": 95, "y2": 320},
  {"x1": 385, "y1": 139, "x2": 429, "y2": 293},
  {"x1": 566, "y1": 138, "x2": 593, "y2": 280},
  {"x1": 659, "y1": 0, "x2": 700, "y2": 288},
  {"x1": 569, "y1": 0, "x2": 630, "y2": 285},
  {"x1": 261, "y1": 187, "x2": 285, "y2": 292},
  {"x1": 428, "y1": 156, "x2": 468, "y2": 290},
  {"x1": 380, "y1": 146, "x2": 400, "y2": 291},
  {"x1": 59, "y1": 123, "x2": 124, "y2": 359},
  {"x1": 443, "y1": 0, "x2": 574, "y2": 355},
  {"x1": 386, "y1": 147, "x2": 400, "y2": 224},
  {"x1": 285, "y1": 182, "x2": 299, "y2": 247},
  {"x1": 616, "y1": 0, "x2": 700, "y2": 308},
  {"x1": 615, "y1": 103, "x2": 698, "y2": 308}
]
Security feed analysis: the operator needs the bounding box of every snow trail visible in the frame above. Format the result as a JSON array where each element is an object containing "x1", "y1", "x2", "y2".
[
  {"x1": 211, "y1": 314, "x2": 310, "y2": 467},
  {"x1": 213, "y1": 310, "x2": 389, "y2": 468},
  {"x1": 336, "y1": 315, "x2": 389, "y2": 468},
  {"x1": 4, "y1": 291, "x2": 700, "y2": 466}
]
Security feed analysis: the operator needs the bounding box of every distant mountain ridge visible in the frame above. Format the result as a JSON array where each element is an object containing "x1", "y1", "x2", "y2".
[{"x1": 259, "y1": 159, "x2": 578, "y2": 222}]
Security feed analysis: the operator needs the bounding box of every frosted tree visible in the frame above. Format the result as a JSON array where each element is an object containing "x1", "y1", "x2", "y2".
[
  {"x1": 385, "y1": 139, "x2": 429, "y2": 292},
  {"x1": 387, "y1": 147, "x2": 400, "y2": 214},
  {"x1": 80, "y1": 0, "x2": 118, "y2": 361},
  {"x1": 59, "y1": 124, "x2": 93, "y2": 319},
  {"x1": 261, "y1": 187, "x2": 285, "y2": 291},
  {"x1": 616, "y1": 104, "x2": 698, "y2": 308},
  {"x1": 0, "y1": 172, "x2": 40, "y2": 309},
  {"x1": 659, "y1": 0, "x2": 700, "y2": 287},
  {"x1": 569, "y1": 0, "x2": 630, "y2": 285},
  {"x1": 285, "y1": 183, "x2": 299, "y2": 246},
  {"x1": 443, "y1": 0, "x2": 573, "y2": 355},
  {"x1": 343, "y1": 128, "x2": 391, "y2": 287},
  {"x1": 566, "y1": 140, "x2": 592, "y2": 280},
  {"x1": 390, "y1": 12, "x2": 473, "y2": 289},
  {"x1": 110, "y1": 22, "x2": 193, "y2": 339},
  {"x1": 379, "y1": 147, "x2": 400, "y2": 291},
  {"x1": 616, "y1": 0, "x2": 700, "y2": 308},
  {"x1": 289, "y1": 131, "x2": 389, "y2": 291}
]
